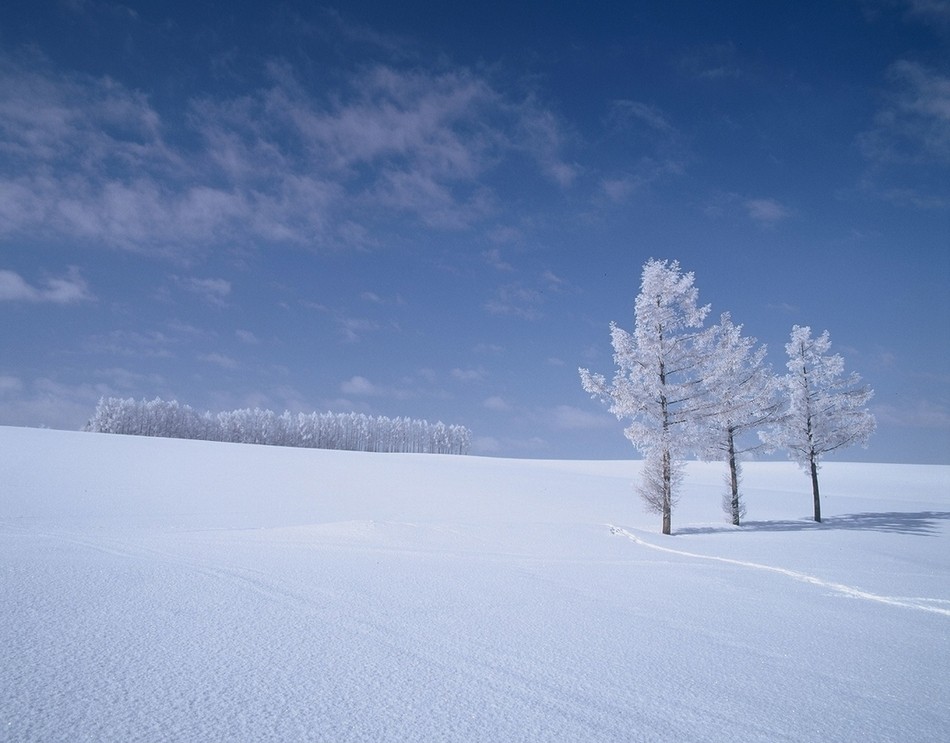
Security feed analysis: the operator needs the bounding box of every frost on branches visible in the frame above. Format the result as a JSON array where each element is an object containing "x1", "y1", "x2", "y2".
[
  {"x1": 761, "y1": 326, "x2": 875, "y2": 522},
  {"x1": 700, "y1": 314, "x2": 779, "y2": 526},
  {"x1": 581, "y1": 260, "x2": 876, "y2": 532},
  {"x1": 84, "y1": 397, "x2": 472, "y2": 455},
  {"x1": 579, "y1": 259, "x2": 715, "y2": 535}
]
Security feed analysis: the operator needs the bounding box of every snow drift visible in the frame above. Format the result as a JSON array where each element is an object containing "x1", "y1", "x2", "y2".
[{"x1": 1, "y1": 426, "x2": 948, "y2": 742}]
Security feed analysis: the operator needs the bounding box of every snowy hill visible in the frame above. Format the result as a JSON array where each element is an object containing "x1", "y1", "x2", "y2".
[{"x1": 2, "y1": 426, "x2": 948, "y2": 742}]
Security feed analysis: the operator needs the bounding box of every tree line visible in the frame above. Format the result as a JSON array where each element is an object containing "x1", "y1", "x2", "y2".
[
  {"x1": 581, "y1": 259, "x2": 875, "y2": 534},
  {"x1": 84, "y1": 397, "x2": 472, "y2": 455}
]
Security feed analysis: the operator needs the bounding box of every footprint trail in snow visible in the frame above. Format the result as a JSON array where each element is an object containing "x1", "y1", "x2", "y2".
[{"x1": 609, "y1": 525, "x2": 950, "y2": 618}]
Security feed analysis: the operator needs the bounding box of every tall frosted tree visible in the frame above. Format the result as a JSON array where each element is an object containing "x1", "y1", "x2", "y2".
[
  {"x1": 761, "y1": 325, "x2": 875, "y2": 522},
  {"x1": 580, "y1": 259, "x2": 714, "y2": 535},
  {"x1": 701, "y1": 314, "x2": 778, "y2": 526}
]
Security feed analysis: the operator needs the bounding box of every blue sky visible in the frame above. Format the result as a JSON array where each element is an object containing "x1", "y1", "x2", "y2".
[{"x1": 1, "y1": 0, "x2": 948, "y2": 463}]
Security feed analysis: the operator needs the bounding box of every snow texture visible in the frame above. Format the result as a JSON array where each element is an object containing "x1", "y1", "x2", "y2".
[{"x1": 1, "y1": 426, "x2": 948, "y2": 742}]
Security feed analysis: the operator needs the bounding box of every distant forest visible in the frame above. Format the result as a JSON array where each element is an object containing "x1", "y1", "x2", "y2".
[{"x1": 84, "y1": 397, "x2": 472, "y2": 455}]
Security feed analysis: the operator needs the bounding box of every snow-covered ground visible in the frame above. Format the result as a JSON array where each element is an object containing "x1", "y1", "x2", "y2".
[{"x1": 1, "y1": 426, "x2": 948, "y2": 742}]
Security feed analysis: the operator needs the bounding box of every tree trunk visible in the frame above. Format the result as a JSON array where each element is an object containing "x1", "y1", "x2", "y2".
[
  {"x1": 728, "y1": 429, "x2": 740, "y2": 526},
  {"x1": 810, "y1": 453, "x2": 821, "y2": 523},
  {"x1": 662, "y1": 447, "x2": 672, "y2": 535}
]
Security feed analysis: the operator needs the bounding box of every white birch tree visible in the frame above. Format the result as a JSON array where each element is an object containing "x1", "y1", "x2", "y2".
[
  {"x1": 580, "y1": 259, "x2": 714, "y2": 535},
  {"x1": 761, "y1": 325, "x2": 875, "y2": 522}
]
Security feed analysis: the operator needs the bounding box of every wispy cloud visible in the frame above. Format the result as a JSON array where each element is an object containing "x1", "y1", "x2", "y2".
[
  {"x1": 338, "y1": 375, "x2": 412, "y2": 401},
  {"x1": 549, "y1": 404, "x2": 615, "y2": 430},
  {"x1": 451, "y1": 367, "x2": 487, "y2": 383},
  {"x1": 679, "y1": 42, "x2": 746, "y2": 81},
  {"x1": 235, "y1": 329, "x2": 259, "y2": 344},
  {"x1": 340, "y1": 375, "x2": 382, "y2": 397},
  {"x1": 86, "y1": 329, "x2": 176, "y2": 359},
  {"x1": 483, "y1": 395, "x2": 511, "y2": 412},
  {"x1": 0, "y1": 375, "x2": 23, "y2": 393},
  {"x1": 901, "y1": 0, "x2": 950, "y2": 32},
  {"x1": 483, "y1": 248, "x2": 514, "y2": 272},
  {"x1": 541, "y1": 269, "x2": 571, "y2": 292},
  {"x1": 173, "y1": 276, "x2": 232, "y2": 306},
  {"x1": 598, "y1": 100, "x2": 688, "y2": 203},
  {"x1": 484, "y1": 283, "x2": 544, "y2": 320},
  {"x1": 515, "y1": 105, "x2": 579, "y2": 187},
  {"x1": 0, "y1": 50, "x2": 575, "y2": 256},
  {"x1": 744, "y1": 198, "x2": 793, "y2": 224},
  {"x1": 857, "y1": 59, "x2": 950, "y2": 206},
  {"x1": 860, "y1": 60, "x2": 950, "y2": 164},
  {"x1": 360, "y1": 291, "x2": 384, "y2": 304},
  {"x1": 93, "y1": 367, "x2": 165, "y2": 391},
  {"x1": 337, "y1": 316, "x2": 380, "y2": 343},
  {"x1": 0, "y1": 376, "x2": 111, "y2": 430},
  {"x1": 0, "y1": 267, "x2": 94, "y2": 303},
  {"x1": 767, "y1": 301, "x2": 800, "y2": 315},
  {"x1": 875, "y1": 399, "x2": 950, "y2": 428},
  {"x1": 198, "y1": 353, "x2": 239, "y2": 369},
  {"x1": 608, "y1": 100, "x2": 674, "y2": 133}
]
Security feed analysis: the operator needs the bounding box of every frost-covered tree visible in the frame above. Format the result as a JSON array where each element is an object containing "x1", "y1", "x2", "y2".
[
  {"x1": 701, "y1": 314, "x2": 779, "y2": 525},
  {"x1": 580, "y1": 259, "x2": 715, "y2": 535},
  {"x1": 84, "y1": 397, "x2": 472, "y2": 455},
  {"x1": 761, "y1": 326, "x2": 875, "y2": 522}
]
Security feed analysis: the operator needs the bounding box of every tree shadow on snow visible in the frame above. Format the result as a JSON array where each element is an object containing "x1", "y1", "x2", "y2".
[{"x1": 677, "y1": 511, "x2": 950, "y2": 537}]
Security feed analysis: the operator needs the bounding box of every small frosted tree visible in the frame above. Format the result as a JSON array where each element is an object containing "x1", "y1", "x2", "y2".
[
  {"x1": 701, "y1": 314, "x2": 779, "y2": 525},
  {"x1": 762, "y1": 325, "x2": 875, "y2": 522},
  {"x1": 580, "y1": 259, "x2": 714, "y2": 535}
]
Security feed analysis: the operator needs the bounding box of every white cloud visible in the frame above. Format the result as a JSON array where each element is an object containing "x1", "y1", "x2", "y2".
[
  {"x1": 0, "y1": 376, "x2": 110, "y2": 430},
  {"x1": 515, "y1": 106, "x2": 579, "y2": 187},
  {"x1": 338, "y1": 374, "x2": 414, "y2": 401},
  {"x1": 875, "y1": 400, "x2": 950, "y2": 429},
  {"x1": 744, "y1": 198, "x2": 792, "y2": 223},
  {"x1": 608, "y1": 100, "x2": 674, "y2": 133},
  {"x1": 862, "y1": 60, "x2": 950, "y2": 163},
  {"x1": 340, "y1": 375, "x2": 380, "y2": 396},
  {"x1": 483, "y1": 396, "x2": 511, "y2": 412},
  {"x1": 0, "y1": 375, "x2": 23, "y2": 394},
  {"x1": 0, "y1": 267, "x2": 94, "y2": 303},
  {"x1": 198, "y1": 353, "x2": 239, "y2": 369},
  {"x1": 473, "y1": 343, "x2": 504, "y2": 354},
  {"x1": 483, "y1": 271, "x2": 572, "y2": 319},
  {"x1": 904, "y1": 0, "x2": 950, "y2": 30},
  {"x1": 767, "y1": 301, "x2": 800, "y2": 315},
  {"x1": 484, "y1": 283, "x2": 544, "y2": 320},
  {"x1": 337, "y1": 317, "x2": 380, "y2": 343},
  {"x1": 679, "y1": 43, "x2": 744, "y2": 81},
  {"x1": 856, "y1": 59, "x2": 950, "y2": 206},
  {"x1": 0, "y1": 51, "x2": 575, "y2": 255},
  {"x1": 602, "y1": 177, "x2": 637, "y2": 203},
  {"x1": 541, "y1": 269, "x2": 569, "y2": 291},
  {"x1": 599, "y1": 100, "x2": 688, "y2": 202},
  {"x1": 87, "y1": 329, "x2": 176, "y2": 359},
  {"x1": 235, "y1": 329, "x2": 259, "y2": 344},
  {"x1": 174, "y1": 276, "x2": 232, "y2": 306},
  {"x1": 472, "y1": 435, "x2": 501, "y2": 454},
  {"x1": 94, "y1": 367, "x2": 165, "y2": 391},
  {"x1": 550, "y1": 405, "x2": 615, "y2": 430},
  {"x1": 482, "y1": 249, "x2": 514, "y2": 272},
  {"x1": 451, "y1": 367, "x2": 486, "y2": 383}
]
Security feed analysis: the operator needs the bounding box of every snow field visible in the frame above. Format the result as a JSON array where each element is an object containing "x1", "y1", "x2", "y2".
[{"x1": 1, "y1": 426, "x2": 948, "y2": 742}]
